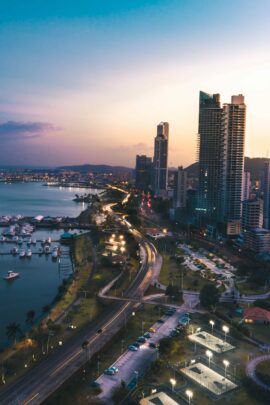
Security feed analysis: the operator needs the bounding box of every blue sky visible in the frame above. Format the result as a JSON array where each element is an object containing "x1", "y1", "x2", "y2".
[{"x1": 0, "y1": 0, "x2": 270, "y2": 166}]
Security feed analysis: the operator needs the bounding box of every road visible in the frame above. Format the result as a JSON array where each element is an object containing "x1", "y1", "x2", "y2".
[
  {"x1": 246, "y1": 354, "x2": 270, "y2": 391},
  {"x1": 0, "y1": 218, "x2": 158, "y2": 405}
]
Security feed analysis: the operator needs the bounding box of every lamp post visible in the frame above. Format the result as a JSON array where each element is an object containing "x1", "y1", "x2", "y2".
[
  {"x1": 185, "y1": 389, "x2": 193, "y2": 405},
  {"x1": 170, "y1": 378, "x2": 176, "y2": 392},
  {"x1": 209, "y1": 320, "x2": 215, "y2": 334},
  {"x1": 222, "y1": 325, "x2": 229, "y2": 342},
  {"x1": 206, "y1": 350, "x2": 213, "y2": 367},
  {"x1": 223, "y1": 359, "x2": 229, "y2": 378}
]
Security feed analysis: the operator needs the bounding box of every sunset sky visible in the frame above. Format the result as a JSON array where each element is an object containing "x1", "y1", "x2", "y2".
[{"x1": 1, "y1": 0, "x2": 270, "y2": 167}]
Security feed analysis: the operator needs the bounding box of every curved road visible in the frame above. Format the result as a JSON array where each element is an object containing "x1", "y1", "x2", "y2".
[
  {"x1": 0, "y1": 223, "x2": 157, "y2": 405},
  {"x1": 246, "y1": 355, "x2": 270, "y2": 391}
]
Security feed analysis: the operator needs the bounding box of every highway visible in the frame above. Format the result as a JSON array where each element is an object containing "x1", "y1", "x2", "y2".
[{"x1": 0, "y1": 215, "x2": 158, "y2": 405}]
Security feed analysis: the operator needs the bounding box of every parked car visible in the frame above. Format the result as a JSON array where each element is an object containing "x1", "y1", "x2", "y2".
[
  {"x1": 149, "y1": 327, "x2": 156, "y2": 333},
  {"x1": 111, "y1": 366, "x2": 119, "y2": 373},
  {"x1": 143, "y1": 332, "x2": 151, "y2": 339},
  {"x1": 128, "y1": 345, "x2": 138, "y2": 352},
  {"x1": 136, "y1": 336, "x2": 146, "y2": 344},
  {"x1": 149, "y1": 342, "x2": 157, "y2": 349},
  {"x1": 104, "y1": 368, "x2": 115, "y2": 375}
]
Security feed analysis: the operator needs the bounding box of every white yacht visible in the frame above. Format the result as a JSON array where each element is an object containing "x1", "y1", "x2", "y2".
[
  {"x1": 26, "y1": 249, "x2": 32, "y2": 258},
  {"x1": 19, "y1": 250, "x2": 26, "y2": 258},
  {"x1": 4, "y1": 271, "x2": 20, "y2": 281}
]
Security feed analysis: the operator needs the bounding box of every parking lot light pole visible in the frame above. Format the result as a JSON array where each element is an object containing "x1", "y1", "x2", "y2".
[
  {"x1": 223, "y1": 359, "x2": 229, "y2": 378},
  {"x1": 206, "y1": 350, "x2": 213, "y2": 367},
  {"x1": 222, "y1": 325, "x2": 229, "y2": 342},
  {"x1": 209, "y1": 320, "x2": 215, "y2": 334},
  {"x1": 185, "y1": 389, "x2": 193, "y2": 405},
  {"x1": 170, "y1": 378, "x2": 176, "y2": 392}
]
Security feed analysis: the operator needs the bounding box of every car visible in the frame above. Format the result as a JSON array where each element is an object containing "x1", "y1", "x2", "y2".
[
  {"x1": 111, "y1": 366, "x2": 119, "y2": 373},
  {"x1": 97, "y1": 328, "x2": 103, "y2": 334},
  {"x1": 128, "y1": 345, "x2": 138, "y2": 351},
  {"x1": 143, "y1": 332, "x2": 151, "y2": 339},
  {"x1": 104, "y1": 368, "x2": 115, "y2": 375},
  {"x1": 136, "y1": 336, "x2": 146, "y2": 344},
  {"x1": 165, "y1": 311, "x2": 174, "y2": 316},
  {"x1": 149, "y1": 342, "x2": 157, "y2": 349},
  {"x1": 178, "y1": 318, "x2": 189, "y2": 326},
  {"x1": 190, "y1": 366, "x2": 203, "y2": 374},
  {"x1": 157, "y1": 319, "x2": 165, "y2": 324},
  {"x1": 132, "y1": 342, "x2": 140, "y2": 348},
  {"x1": 149, "y1": 327, "x2": 156, "y2": 333}
]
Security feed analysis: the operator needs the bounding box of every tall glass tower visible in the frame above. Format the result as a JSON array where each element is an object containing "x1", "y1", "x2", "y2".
[{"x1": 152, "y1": 122, "x2": 169, "y2": 196}]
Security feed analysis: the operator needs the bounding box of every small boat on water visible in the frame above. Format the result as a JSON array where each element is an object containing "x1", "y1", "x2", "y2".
[
  {"x1": 19, "y1": 250, "x2": 26, "y2": 258},
  {"x1": 38, "y1": 247, "x2": 43, "y2": 255},
  {"x1": 32, "y1": 239, "x2": 37, "y2": 245},
  {"x1": 10, "y1": 246, "x2": 19, "y2": 255},
  {"x1": 13, "y1": 236, "x2": 19, "y2": 243},
  {"x1": 46, "y1": 237, "x2": 52, "y2": 244},
  {"x1": 27, "y1": 238, "x2": 32, "y2": 246},
  {"x1": 4, "y1": 271, "x2": 20, "y2": 281},
  {"x1": 26, "y1": 249, "x2": 32, "y2": 258},
  {"x1": 18, "y1": 238, "x2": 23, "y2": 245},
  {"x1": 0, "y1": 236, "x2": 5, "y2": 243},
  {"x1": 44, "y1": 245, "x2": 51, "y2": 254}
]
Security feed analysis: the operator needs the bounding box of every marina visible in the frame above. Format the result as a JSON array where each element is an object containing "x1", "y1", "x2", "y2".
[{"x1": 0, "y1": 182, "x2": 96, "y2": 349}]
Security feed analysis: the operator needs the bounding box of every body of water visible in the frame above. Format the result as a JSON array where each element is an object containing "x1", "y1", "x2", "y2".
[
  {"x1": 0, "y1": 183, "x2": 95, "y2": 348},
  {"x1": 0, "y1": 182, "x2": 99, "y2": 217}
]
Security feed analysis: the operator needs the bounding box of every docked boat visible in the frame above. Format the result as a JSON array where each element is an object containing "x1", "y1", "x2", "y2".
[
  {"x1": 19, "y1": 250, "x2": 26, "y2": 258},
  {"x1": 18, "y1": 238, "x2": 23, "y2": 245},
  {"x1": 32, "y1": 239, "x2": 37, "y2": 245},
  {"x1": 44, "y1": 245, "x2": 51, "y2": 254},
  {"x1": 46, "y1": 237, "x2": 52, "y2": 244},
  {"x1": 26, "y1": 249, "x2": 32, "y2": 258},
  {"x1": 13, "y1": 236, "x2": 19, "y2": 243},
  {"x1": 10, "y1": 246, "x2": 19, "y2": 255},
  {"x1": 27, "y1": 238, "x2": 32, "y2": 246},
  {"x1": 0, "y1": 236, "x2": 5, "y2": 243},
  {"x1": 38, "y1": 247, "x2": 44, "y2": 255},
  {"x1": 4, "y1": 271, "x2": 20, "y2": 281}
]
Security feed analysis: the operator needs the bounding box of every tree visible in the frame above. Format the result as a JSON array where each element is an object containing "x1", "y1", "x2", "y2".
[
  {"x1": 6, "y1": 322, "x2": 22, "y2": 344},
  {"x1": 199, "y1": 284, "x2": 220, "y2": 310},
  {"x1": 26, "y1": 310, "x2": 35, "y2": 325},
  {"x1": 165, "y1": 284, "x2": 183, "y2": 302}
]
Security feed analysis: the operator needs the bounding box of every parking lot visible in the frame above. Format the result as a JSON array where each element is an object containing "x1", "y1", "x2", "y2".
[
  {"x1": 189, "y1": 331, "x2": 235, "y2": 353},
  {"x1": 96, "y1": 308, "x2": 186, "y2": 403},
  {"x1": 181, "y1": 362, "x2": 238, "y2": 395}
]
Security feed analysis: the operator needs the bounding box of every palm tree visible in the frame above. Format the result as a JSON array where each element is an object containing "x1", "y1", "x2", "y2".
[
  {"x1": 6, "y1": 322, "x2": 22, "y2": 345},
  {"x1": 26, "y1": 310, "x2": 36, "y2": 325}
]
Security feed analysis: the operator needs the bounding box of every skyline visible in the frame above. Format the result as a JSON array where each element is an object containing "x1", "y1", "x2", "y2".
[{"x1": 1, "y1": 0, "x2": 270, "y2": 166}]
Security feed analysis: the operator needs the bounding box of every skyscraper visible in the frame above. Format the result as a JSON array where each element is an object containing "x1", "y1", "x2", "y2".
[
  {"x1": 197, "y1": 92, "x2": 246, "y2": 235},
  {"x1": 242, "y1": 171, "x2": 251, "y2": 201},
  {"x1": 173, "y1": 166, "x2": 187, "y2": 209},
  {"x1": 197, "y1": 92, "x2": 223, "y2": 220},
  {"x1": 220, "y1": 95, "x2": 246, "y2": 235},
  {"x1": 135, "y1": 155, "x2": 152, "y2": 190},
  {"x1": 152, "y1": 122, "x2": 169, "y2": 196},
  {"x1": 263, "y1": 161, "x2": 270, "y2": 229}
]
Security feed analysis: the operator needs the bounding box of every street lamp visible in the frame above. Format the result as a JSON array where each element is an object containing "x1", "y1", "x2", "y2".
[
  {"x1": 112, "y1": 234, "x2": 116, "y2": 238},
  {"x1": 109, "y1": 237, "x2": 114, "y2": 243},
  {"x1": 206, "y1": 350, "x2": 213, "y2": 367},
  {"x1": 223, "y1": 359, "x2": 230, "y2": 378},
  {"x1": 222, "y1": 325, "x2": 229, "y2": 342},
  {"x1": 170, "y1": 378, "x2": 176, "y2": 391},
  {"x1": 185, "y1": 389, "x2": 193, "y2": 404},
  {"x1": 209, "y1": 320, "x2": 215, "y2": 334},
  {"x1": 119, "y1": 235, "x2": 124, "y2": 240},
  {"x1": 120, "y1": 246, "x2": 125, "y2": 253}
]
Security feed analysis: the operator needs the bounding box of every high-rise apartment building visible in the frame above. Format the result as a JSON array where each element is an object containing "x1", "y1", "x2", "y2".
[
  {"x1": 197, "y1": 92, "x2": 246, "y2": 235},
  {"x1": 242, "y1": 199, "x2": 263, "y2": 231},
  {"x1": 220, "y1": 95, "x2": 246, "y2": 235},
  {"x1": 173, "y1": 166, "x2": 187, "y2": 209},
  {"x1": 242, "y1": 172, "x2": 251, "y2": 201},
  {"x1": 152, "y1": 122, "x2": 169, "y2": 196},
  {"x1": 135, "y1": 155, "x2": 152, "y2": 190},
  {"x1": 197, "y1": 92, "x2": 223, "y2": 220},
  {"x1": 263, "y1": 161, "x2": 270, "y2": 229}
]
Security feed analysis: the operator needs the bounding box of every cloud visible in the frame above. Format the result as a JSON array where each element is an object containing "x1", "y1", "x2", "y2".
[
  {"x1": 0, "y1": 121, "x2": 61, "y2": 141},
  {"x1": 107, "y1": 142, "x2": 152, "y2": 154}
]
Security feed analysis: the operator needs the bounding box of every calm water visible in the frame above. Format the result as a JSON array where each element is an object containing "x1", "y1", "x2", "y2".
[
  {"x1": 0, "y1": 182, "x2": 97, "y2": 217},
  {"x1": 0, "y1": 183, "x2": 94, "y2": 348}
]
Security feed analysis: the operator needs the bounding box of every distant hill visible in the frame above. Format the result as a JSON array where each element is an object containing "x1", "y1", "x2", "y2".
[
  {"x1": 58, "y1": 164, "x2": 133, "y2": 174},
  {"x1": 185, "y1": 157, "x2": 270, "y2": 180}
]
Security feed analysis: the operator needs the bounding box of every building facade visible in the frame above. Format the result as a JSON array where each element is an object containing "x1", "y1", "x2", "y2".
[
  {"x1": 173, "y1": 166, "x2": 187, "y2": 209},
  {"x1": 242, "y1": 199, "x2": 263, "y2": 231},
  {"x1": 152, "y1": 122, "x2": 169, "y2": 196},
  {"x1": 135, "y1": 155, "x2": 152, "y2": 190},
  {"x1": 244, "y1": 228, "x2": 270, "y2": 254},
  {"x1": 242, "y1": 171, "x2": 251, "y2": 201},
  {"x1": 263, "y1": 161, "x2": 270, "y2": 229}
]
